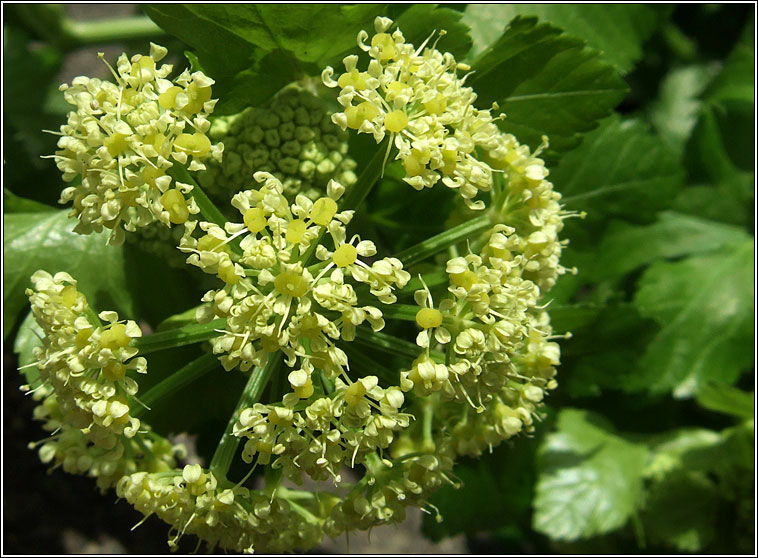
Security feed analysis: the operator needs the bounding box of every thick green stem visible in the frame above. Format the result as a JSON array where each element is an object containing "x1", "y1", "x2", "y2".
[
  {"x1": 394, "y1": 215, "x2": 493, "y2": 267},
  {"x1": 209, "y1": 354, "x2": 282, "y2": 480},
  {"x1": 376, "y1": 304, "x2": 421, "y2": 322},
  {"x1": 63, "y1": 16, "x2": 166, "y2": 46},
  {"x1": 133, "y1": 352, "x2": 219, "y2": 418},
  {"x1": 13, "y1": 5, "x2": 164, "y2": 49},
  {"x1": 132, "y1": 319, "x2": 225, "y2": 355},
  {"x1": 168, "y1": 162, "x2": 228, "y2": 228}
]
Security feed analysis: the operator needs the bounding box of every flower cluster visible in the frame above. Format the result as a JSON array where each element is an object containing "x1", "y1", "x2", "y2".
[
  {"x1": 51, "y1": 44, "x2": 223, "y2": 244},
  {"x1": 182, "y1": 172, "x2": 409, "y2": 389},
  {"x1": 24, "y1": 271, "x2": 181, "y2": 490},
  {"x1": 233, "y1": 378, "x2": 410, "y2": 485},
  {"x1": 485, "y1": 134, "x2": 575, "y2": 292},
  {"x1": 198, "y1": 86, "x2": 358, "y2": 204},
  {"x1": 25, "y1": 18, "x2": 575, "y2": 553},
  {"x1": 117, "y1": 464, "x2": 323, "y2": 553},
  {"x1": 323, "y1": 17, "x2": 503, "y2": 209}
]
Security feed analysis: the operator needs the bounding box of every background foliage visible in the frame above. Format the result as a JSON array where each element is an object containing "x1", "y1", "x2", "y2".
[{"x1": 4, "y1": 3, "x2": 755, "y2": 554}]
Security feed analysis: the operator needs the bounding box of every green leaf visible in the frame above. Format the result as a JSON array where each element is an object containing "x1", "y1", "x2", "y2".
[
  {"x1": 469, "y1": 17, "x2": 628, "y2": 162},
  {"x1": 3, "y1": 189, "x2": 57, "y2": 213},
  {"x1": 12, "y1": 311, "x2": 44, "y2": 386},
  {"x1": 685, "y1": 21, "x2": 755, "y2": 183},
  {"x1": 696, "y1": 383, "x2": 754, "y2": 420},
  {"x1": 423, "y1": 437, "x2": 540, "y2": 540},
  {"x1": 644, "y1": 428, "x2": 724, "y2": 479},
  {"x1": 632, "y1": 240, "x2": 754, "y2": 398},
  {"x1": 642, "y1": 471, "x2": 718, "y2": 552},
  {"x1": 648, "y1": 64, "x2": 719, "y2": 153},
  {"x1": 3, "y1": 211, "x2": 134, "y2": 339},
  {"x1": 703, "y1": 19, "x2": 754, "y2": 107},
  {"x1": 463, "y1": 4, "x2": 660, "y2": 72},
  {"x1": 145, "y1": 4, "x2": 381, "y2": 69},
  {"x1": 559, "y1": 304, "x2": 659, "y2": 398},
  {"x1": 554, "y1": 115, "x2": 683, "y2": 226},
  {"x1": 585, "y1": 211, "x2": 749, "y2": 280},
  {"x1": 533, "y1": 409, "x2": 648, "y2": 541},
  {"x1": 391, "y1": 4, "x2": 472, "y2": 60},
  {"x1": 671, "y1": 182, "x2": 753, "y2": 229}
]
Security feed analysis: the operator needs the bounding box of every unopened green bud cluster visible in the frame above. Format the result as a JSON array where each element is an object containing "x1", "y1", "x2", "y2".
[{"x1": 198, "y1": 87, "x2": 358, "y2": 203}]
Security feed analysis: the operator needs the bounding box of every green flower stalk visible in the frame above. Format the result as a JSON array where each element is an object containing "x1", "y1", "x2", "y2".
[{"x1": 25, "y1": 16, "x2": 577, "y2": 553}]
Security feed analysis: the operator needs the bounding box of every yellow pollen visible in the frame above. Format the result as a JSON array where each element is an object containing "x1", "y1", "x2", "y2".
[
  {"x1": 285, "y1": 219, "x2": 308, "y2": 244},
  {"x1": 243, "y1": 207, "x2": 267, "y2": 233},
  {"x1": 345, "y1": 102, "x2": 380, "y2": 129},
  {"x1": 338, "y1": 69, "x2": 368, "y2": 91},
  {"x1": 274, "y1": 270, "x2": 308, "y2": 297},
  {"x1": 333, "y1": 244, "x2": 358, "y2": 267},
  {"x1": 384, "y1": 110, "x2": 408, "y2": 133},
  {"x1": 371, "y1": 33, "x2": 396, "y2": 60},
  {"x1": 158, "y1": 85, "x2": 182, "y2": 110},
  {"x1": 183, "y1": 81, "x2": 213, "y2": 114},
  {"x1": 218, "y1": 260, "x2": 239, "y2": 284},
  {"x1": 345, "y1": 381, "x2": 367, "y2": 406},
  {"x1": 310, "y1": 197, "x2": 338, "y2": 226},
  {"x1": 160, "y1": 189, "x2": 189, "y2": 224},
  {"x1": 100, "y1": 323, "x2": 131, "y2": 349},
  {"x1": 174, "y1": 132, "x2": 211, "y2": 157},
  {"x1": 416, "y1": 307, "x2": 443, "y2": 329}
]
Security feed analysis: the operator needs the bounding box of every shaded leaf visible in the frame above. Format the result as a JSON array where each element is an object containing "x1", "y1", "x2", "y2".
[
  {"x1": 3, "y1": 211, "x2": 134, "y2": 339},
  {"x1": 585, "y1": 211, "x2": 748, "y2": 280},
  {"x1": 391, "y1": 4, "x2": 472, "y2": 60},
  {"x1": 696, "y1": 383, "x2": 754, "y2": 420},
  {"x1": 463, "y1": 4, "x2": 659, "y2": 72},
  {"x1": 469, "y1": 17, "x2": 627, "y2": 162},
  {"x1": 4, "y1": 189, "x2": 57, "y2": 213},
  {"x1": 559, "y1": 304, "x2": 659, "y2": 398},
  {"x1": 642, "y1": 471, "x2": 718, "y2": 552},
  {"x1": 423, "y1": 437, "x2": 540, "y2": 540},
  {"x1": 144, "y1": 4, "x2": 382, "y2": 69},
  {"x1": 555, "y1": 115, "x2": 683, "y2": 227},
  {"x1": 632, "y1": 240, "x2": 754, "y2": 397},
  {"x1": 533, "y1": 409, "x2": 648, "y2": 540}
]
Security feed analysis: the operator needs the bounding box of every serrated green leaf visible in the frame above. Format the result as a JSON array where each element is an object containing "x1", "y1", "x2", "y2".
[
  {"x1": 696, "y1": 383, "x2": 754, "y2": 419},
  {"x1": 632, "y1": 240, "x2": 754, "y2": 398},
  {"x1": 554, "y1": 115, "x2": 683, "y2": 226},
  {"x1": 463, "y1": 4, "x2": 659, "y2": 72},
  {"x1": 586, "y1": 211, "x2": 748, "y2": 280},
  {"x1": 3, "y1": 211, "x2": 134, "y2": 339},
  {"x1": 145, "y1": 4, "x2": 382, "y2": 70},
  {"x1": 469, "y1": 17, "x2": 627, "y2": 162},
  {"x1": 533, "y1": 409, "x2": 648, "y2": 541},
  {"x1": 391, "y1": 4, "x2": 472, "y2": 60}
]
